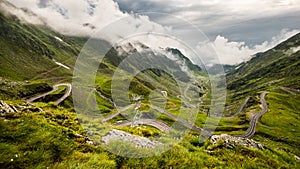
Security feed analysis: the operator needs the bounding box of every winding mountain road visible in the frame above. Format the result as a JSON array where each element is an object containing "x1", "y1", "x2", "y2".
[
  {"x1": 150, "y1": 105, "x2": 212, "y2": 136},
  {"x1": 26, "y1": 83, "x2": 72, "y2": 105},
  {"x1": 101, "y1": 102, "x2": 211, "y2": 136},
  {"x1": 116, "y1": 119, "x2": 171, "y2": 132},
  {"x1": 238, "y1": 92, "x2": 268, "y2": 138},
  {"x1": 228, "y1": 97, "x2": 250, "y2": 117},
  {"x1": 102, "y1": 104, "x2": 135, "y2": 122},
  {"x1": 176, "y1": 84, "x2": 198, "y2": 110},
  {"x1": 94, "y1": 89, "x2": 117, "y2": 107},
  {"x1": 96, "y1": 84, "x2": 211, "y2": 136}
]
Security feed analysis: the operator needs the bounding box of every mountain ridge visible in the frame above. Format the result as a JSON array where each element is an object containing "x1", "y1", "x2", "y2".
[
  {"x1": 0, "y1": 4, "x2": 299, "y2": 168},
  {"x1": 227, "y1": 32, "x2": 300, "y2": 98}
]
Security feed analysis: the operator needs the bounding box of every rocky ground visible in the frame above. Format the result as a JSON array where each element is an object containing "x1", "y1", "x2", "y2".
[
  {"x1": 102, "y1": 129, "x2": 163, "y2": 149},
  {"x1": 0, "y1": 100, "x2": 43, "y2": 116},
  {"x1": 210, "y1": 134, "x2": 264, "y2": 149}
]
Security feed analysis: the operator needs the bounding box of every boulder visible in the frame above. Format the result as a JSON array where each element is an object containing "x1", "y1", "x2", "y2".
[
  {"x1": 210, "y1": 134, "x2": 264, "y2": 149},
  {"x1": 102, "y1": 129, "x2": 162, "y2": 149},
  {"x1": 0, "y1": 100, "x2": 18, "y2": 115}
]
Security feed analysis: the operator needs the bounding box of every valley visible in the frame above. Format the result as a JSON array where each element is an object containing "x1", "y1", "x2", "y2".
[{"x1": 0, "y1": 2, "x2": 299, "y2": 168}]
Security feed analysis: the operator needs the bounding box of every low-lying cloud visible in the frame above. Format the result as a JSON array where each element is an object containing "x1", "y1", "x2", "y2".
[
  {"x1": 4, "y1": 0, "x2": 170, "y2": 38},
  {"x1": 2, "y1": 0, "x2": 299, "y2": 66},
  {"x1": 200, "y1": 29, "x2": 300, "y2": 65}
]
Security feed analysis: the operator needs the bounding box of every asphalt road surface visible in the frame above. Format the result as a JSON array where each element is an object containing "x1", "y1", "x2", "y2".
[
  {"x1": 116, "y1": 119, "x2": 171, "y2": 132},
  {"x1": 26, "y1": 83, "x2": 72, "y2": 105},
  {"x1": 238, "y1": 92, "x2": 268, "y2": 138}
]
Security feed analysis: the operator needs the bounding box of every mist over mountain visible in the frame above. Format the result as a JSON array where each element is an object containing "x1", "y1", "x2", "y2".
[
  {"x1": 2, "y1": 0, "x2": 299, "y2": 66},
  {"x1": 228, "y1": 32, "x2": 300, "y2": 93},
  {"x1": 0, "y1": 1, "x2": 300, "y2": 168}
]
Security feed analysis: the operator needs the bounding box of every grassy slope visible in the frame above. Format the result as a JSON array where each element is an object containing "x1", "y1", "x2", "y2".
[
  {"x1": 0, "y1": 102, "x2": 298, "y2": 168},
  {"x1": 0, "y1": 12, "x2": 74, "y2": 81},
  {"x1": 0, "y1": 8, "x2": 299, "y2": 168},
  {"x1": 220, "y1": 33, "x2": 300, "y2": 158},
  {"x1": 0, "y1": 11, "x2": 89, "y2": 100},
  {"x1": 255, "y1": 89, "x2": 300, "y2": 156},
  {"x1": 227, "y1": 33, "x2": 300, "y2": 101}
]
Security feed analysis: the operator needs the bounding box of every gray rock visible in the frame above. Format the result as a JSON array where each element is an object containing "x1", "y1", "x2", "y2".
[
  {"x1": 210, "y1": 134, "x2": 264, "y2": 149},
  {"x1": 0, "y1": 100, "x2": 18, "y2": 115},
  {"x1": 75, "y1": 134, "x2": 85, "y2": 139},
  {"x1": 0, "y1": 101, "x2": 44, "y2": 116},
  {"x1": 102, "y1": 129, "x2": 162, "y2": 149}
]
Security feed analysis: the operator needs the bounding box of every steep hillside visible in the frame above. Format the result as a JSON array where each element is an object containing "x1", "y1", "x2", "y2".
[
  {"x1": 0, "y1": 3, "x2": 299, "y2": 168},
  {"x1": 227, "y1": 33, "x2": 300, "y2": 99},
  {"x1": 0, "y1": 11, "x2": 86, "y2": 81},
  {"x1": 0, "y1": 10, "x2": 88, "y2": 100},
  {"x1": 221, "y1": 32, "x2": 300, "y2": 157}
]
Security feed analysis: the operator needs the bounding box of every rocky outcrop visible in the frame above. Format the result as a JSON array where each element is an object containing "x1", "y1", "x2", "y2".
[
  {"x1": 210, "y1": 134, "x2": 264, "y2": 149},
  {"x1": 102, "y1": 129, "x2": 162, "y2": 149},
  {"x1": 0, "y1": 100, "x2": 43, "y2": 117},
  {"x1": 0, "y1": 100, "x2": 18, "y2": 115}
]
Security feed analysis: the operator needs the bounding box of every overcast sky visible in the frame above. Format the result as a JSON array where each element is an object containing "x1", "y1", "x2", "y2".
[
  {"x1": 3, "y1": 0, "x2": 300, "y2": 65},
  {"x1": 115, "y1": 0, "x2": 300, "y2": 43}
]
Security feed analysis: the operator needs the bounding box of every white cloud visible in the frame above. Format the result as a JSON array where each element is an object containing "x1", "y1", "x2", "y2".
[
  {"x1": 2, "y1": 0, "x2": 299, "y2": 66},
  {"x1": 203, "y1": 29, "x2": 300, "y2": 65},
  {"x1": 0, "y1": 0, "x2": 45, "y2": 25},
  {"x1": 116, "y1": 0, "x2": 300, "y2": 27},
  {"x1": 4, "y1": 0, "x2": 170, "y2": 39}
]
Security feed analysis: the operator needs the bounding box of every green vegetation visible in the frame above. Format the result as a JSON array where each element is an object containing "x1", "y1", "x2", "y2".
[
  {"x1": 255, "y1": 90, "x2": 300, "y2": 156},
  {"x1": 218, "y1": 32, "x2": 300, "y2": 163},
  {"x1": 0, "y1": 6, "x2": 299, "y2": 168},
  {"x1": 0, "y1": 11, "x2": 83, "y2": 82},
  {"x1": 227, "y1": 33, "x2": 300, "y2": 103},
  {"x1": 0, "y1": 102, "x2": 298, "y2": 168}
]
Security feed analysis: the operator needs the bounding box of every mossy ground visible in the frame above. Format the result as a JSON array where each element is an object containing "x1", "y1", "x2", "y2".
[
  {"x1": 0, "y1": 99, "x2": 299, "y2": 168},
  {"x1": 0, "y1": 9, "x2": 299, "y2": 168}
]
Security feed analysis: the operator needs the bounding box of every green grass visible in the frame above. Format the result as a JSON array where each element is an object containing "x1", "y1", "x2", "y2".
[
  {"x1": 255, "y1": 90, "x2": 300, "y2": 156},
  {"x1": 0, "y1": 96, "x2": 299, "y2": 168},
  {"x1": 1, "y1": 9, "x2": 299, "y2": 168},
  {"x1": 211, "y1": 89, "x2": 300, "y2": 161},
  {"x1": 0, "y1": 78, "x2": 53, "y2": 100}
]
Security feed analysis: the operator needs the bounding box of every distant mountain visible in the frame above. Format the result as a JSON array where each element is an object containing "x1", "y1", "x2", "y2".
[
  {"x1": 165, "y1": 48, "x2": 202, "y2": 72},
  {"x1": 102, "y1": 42, "x2": 203, "y2": 81},
  {"x1": 207, "y1": 64, "x2": 237, "y2": 74},
  {"x1": 227, "y1": 32, "x2": 300, "y2": 98},
  {"x1": 84, "y1": 40, "x2": 207, "y2": 107},
  {"x1": 0, "y1": 2, "x2": 299, "y2": 168},
  {"x1": 0, "y1": 8, "x2": 206, "y2": 102}
]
